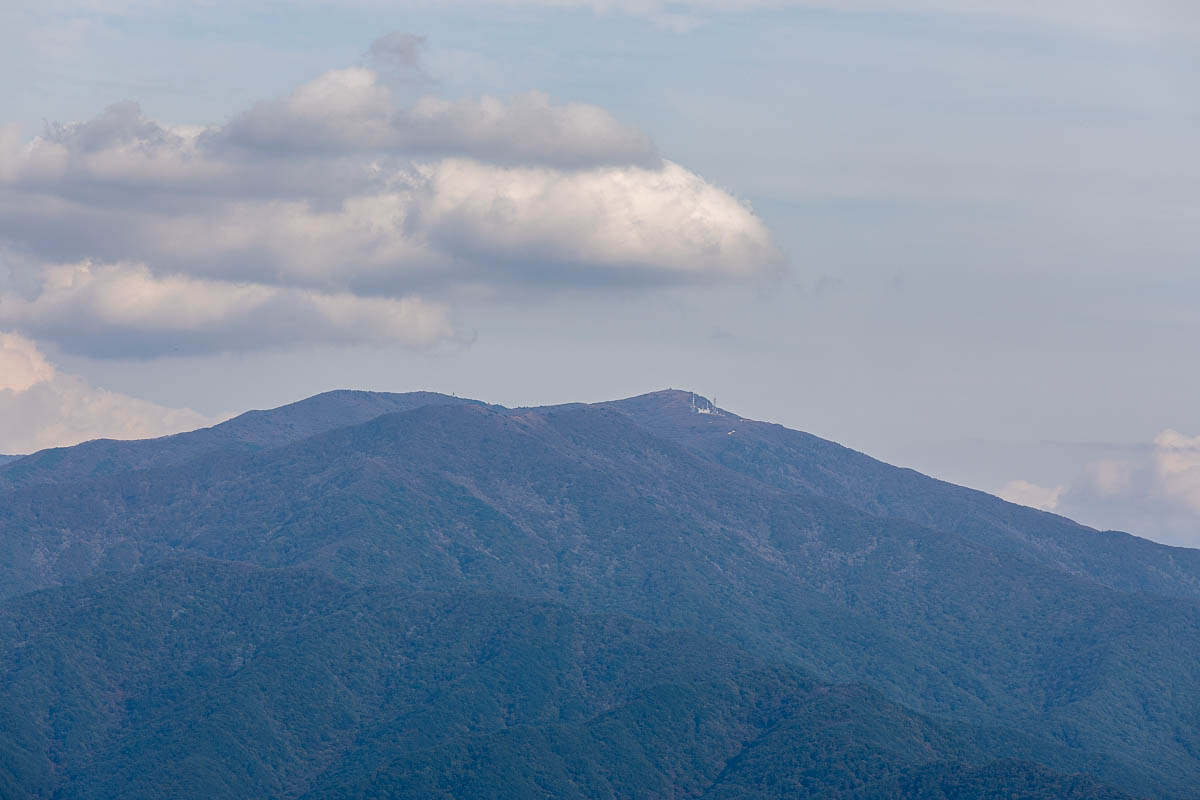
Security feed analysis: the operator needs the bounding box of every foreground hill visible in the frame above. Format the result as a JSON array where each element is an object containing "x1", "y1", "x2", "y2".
[
  {"x1": 0, "y1": 389, "x2": 1196, "y2": 797},
  {"x1": 0, "y1": 560, "x2": 1132, "y2": 800}
]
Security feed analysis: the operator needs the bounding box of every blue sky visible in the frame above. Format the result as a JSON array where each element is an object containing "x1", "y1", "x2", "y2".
[{"x1": 1, "y1": 1, "x2": 1199, "y2": 545}]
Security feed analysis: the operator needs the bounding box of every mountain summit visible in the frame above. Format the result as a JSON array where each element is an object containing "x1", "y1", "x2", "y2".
[{"x1": 0, "y1": 389, "x2": 1196, "y2": 798}]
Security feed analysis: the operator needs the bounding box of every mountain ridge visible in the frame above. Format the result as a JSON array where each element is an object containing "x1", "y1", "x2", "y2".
[
  {"x1": 1, "y1": 388, "x2": 1197, "y2": 797},
  {"x1": 10, "y1": 386, "x2": 1192, "y2": 599},
  {"x1": 603, "y1": 389, "x2": 1200, "y2": 599},
  {"x1": 0, "y1": 390, "x2": 482, "y2": 490}
]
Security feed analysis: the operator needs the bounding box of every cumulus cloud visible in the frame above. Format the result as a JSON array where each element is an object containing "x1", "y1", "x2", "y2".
[
  {"x1": 0, "y1": 42, "x2": 778, "y2": 356},
  {"x1": 1, "y1": 155, "x2": 773, "y2": 297},
  {"x1": 0, "y1": 331, "x2": 55, "y2": 392},
  {"x1": 1151, "y1": 430, "x2": 1200, "y2": 513},
  {"x1": 0, "y1": 261, "x2": 453, "y2": 357},
  {"x1": 2, "y1": 101, "x2": 374, "y2": 204},
  {"x1": 0, "y1": 82, "x2": 775, "y2": 286},
  {"x1": 1071, "y1": 433, "x2": 1200, "y2": 518},
  {"x1": 221, "y1": 69, "x2": 658, "y2": 167},
  {"x1": 417, "y1": 159, "x2": 776, "y2": 283},
  {"x1": 1085, "y1": 458, "x2": 1135, "y2": 496},
  {"x1": 1008, "y1": 431, "x2": 1200, "y2": 547},
  {"x1": 999, "y1": 479, "x2": 1066, "y2": 511},
  {"x1": 0, "y1": 332, "x2": 213, "y2": 454},
  {"x1": 18, "y1": 102, "x2": 214, "y2": 189}
]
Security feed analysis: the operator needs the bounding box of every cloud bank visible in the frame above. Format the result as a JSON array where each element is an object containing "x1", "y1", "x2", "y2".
[
  {"x1": 1150, "y1": 430, "x2": 1200, "y2": 514},
  {"x1": 1003, "y1": 430, "x2": 1200, "y2": 547},
  {"x1": 0, "y1": 38, "x2": 778, "y2": 357},
  {"x1": 1, "y1": 262, "x2": 452, "y2": 358},
  {"x1": 222, "y1": 69, "x2": 658, "y2": 167},
  {"x1": 0, "y1": 333, "x2": 213, "y2": 454}
]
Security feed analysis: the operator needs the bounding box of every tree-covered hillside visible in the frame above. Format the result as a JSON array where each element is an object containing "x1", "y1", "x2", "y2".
[
  {"x1": 0, "y1": 560, "x2": 1132, "y2": 800},
  {"x1": 0, "y1": 390, "x2": 480, "y2": 491},
  {"x1": 606, "y1": 390, "x2": 1200, "y2": 599},
  {"x1": 0, "y1": 389, "x2": 1195, "y2": 798}
]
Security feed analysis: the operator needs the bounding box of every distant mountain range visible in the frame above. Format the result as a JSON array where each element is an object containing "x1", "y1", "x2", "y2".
[{"x1": 1, "y1": 389, "x2": 1195, "y2": 799}]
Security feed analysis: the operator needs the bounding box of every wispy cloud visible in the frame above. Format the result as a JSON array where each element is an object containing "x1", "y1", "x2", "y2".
[{"x1": 219, "y1": 68, "x2": 658, "y2": 167}]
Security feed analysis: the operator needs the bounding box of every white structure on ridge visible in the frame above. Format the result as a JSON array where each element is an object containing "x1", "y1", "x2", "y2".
[{"x1": 691, "y1": 392, "x2": 716, "y2": 415}]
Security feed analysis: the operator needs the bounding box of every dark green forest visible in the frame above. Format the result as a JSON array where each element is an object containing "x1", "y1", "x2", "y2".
[{"x1": 1, "y1": 389, "x2": 1195, "y2": 798}]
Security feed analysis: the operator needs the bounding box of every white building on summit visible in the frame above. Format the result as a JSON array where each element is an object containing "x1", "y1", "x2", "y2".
[{"x1": 691, "y1": 392, "x2": 717, "y2": 415}]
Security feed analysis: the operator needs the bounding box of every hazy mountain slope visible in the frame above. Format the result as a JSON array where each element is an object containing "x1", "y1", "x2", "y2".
[
  {"x1": 1, "y1": 402, "x2": 1195, "y2": 795},
  {"x1": 0, "y1": 455, "x2": 19, "y2": 466},
  {"x1": 0, "y1": 560, "x2": 1131, "y2": 800},
  {"x1": 0, "y1": 390, "x2": 477, "y2": 490},
  {"x1": 606, "y1": 390, "x2": 1200, "y2": 600}
]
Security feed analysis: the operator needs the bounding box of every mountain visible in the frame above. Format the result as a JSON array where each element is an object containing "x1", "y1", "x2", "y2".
[
  {"x1": 0, "y1": 389, "x2": 1196, "y2": 798},
  {"x1": 605, "y1": 390, "x2": 1200, "y2": 600},
  {"x1": 0, "y1": 390, "x2": 478, "y2": 491},
  {"x1": 0, "y1": 560, "x2": 1132, "y2": 800}
]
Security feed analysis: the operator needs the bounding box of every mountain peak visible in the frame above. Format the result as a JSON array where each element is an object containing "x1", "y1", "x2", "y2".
[
  {"x1": 1, "y1": 385, "x2": 1197, "y2": 798},
  {"x1": 602, "y1": 389, "x2": 736, "y2": 432},
  {"x1": 610, "y1": 388, "x2": 728, "y2": 416},
  {"x1": 0, "y1": 389, "x2": 481, "y2": 489}
]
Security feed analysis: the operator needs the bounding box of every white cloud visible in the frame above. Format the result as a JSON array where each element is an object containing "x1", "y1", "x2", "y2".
[
  {"x1": 11, "y1": 102, "x2": 220, "y2": 189},
  {"x1": 1014, "y1": 433, "x2": 1200, "y2": 547},
  {"x1": 999, "y1": 479, "x2": 1066, "y2": 511},
  {"x1": 0, "y1": 331, "x2": 55, "y2": 392},
  {"x1": 1085, "y1": 458, "x2": 1135, "y2": 496},
  {"x1": 0, "y1": 261, "x2": 454, "y2": 357},
  {"x1": 0, "y1": 54, "x2": 778, "y2": 356},
  {"x1": 221, "y1": 69, "x2": 658, "y2": 167},
  {"x1": 0, "y1": 100, "x2": 776, "y2": 296},
  {"x1": 0, "y1": 332, "x2": 212, "y2": 454},
  {"x1": 3, "y1": 160, "x2": 776, "y2": 298},
  {"x1": 1152, "y1": 429, "x2": 1200, "y2": 513},
  {"x1": 1071, "y1": 432, "x2": 1200, "y2": 517},
  {"x1": 418, "y1": 158, "x2": 778, "y2": 282}
]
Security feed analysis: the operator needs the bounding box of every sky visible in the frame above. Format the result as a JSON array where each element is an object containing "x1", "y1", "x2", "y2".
[{"x1": 1, "y1": 0, "x2": 1198, "y2": 546}]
